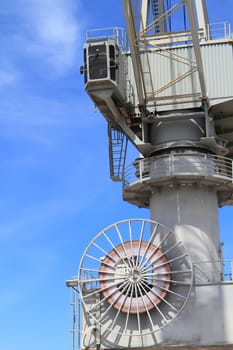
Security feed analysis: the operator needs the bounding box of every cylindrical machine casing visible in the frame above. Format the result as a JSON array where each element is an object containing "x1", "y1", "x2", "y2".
[
  {"x1": 150, "y1": 184, "x2": 221, "y2": 282},
  {"x1": 150, "y1": 118, "x2": 205, "y2": 146}
]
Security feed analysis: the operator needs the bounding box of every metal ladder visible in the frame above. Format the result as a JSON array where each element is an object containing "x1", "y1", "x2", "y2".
[
  {"x1": 152, "y1": 0, "x2": 160, "y2": 33},
  {"x1": 108, "y1": 126, "x2": 128, "y2": 182}
]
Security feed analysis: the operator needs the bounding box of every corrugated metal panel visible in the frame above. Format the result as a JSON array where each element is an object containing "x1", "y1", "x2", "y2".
[
  {"x1": 126, "y1": 42, "x2": 233, "y2": 109},
  {"x1": 202, "y1": 43, "x2": 233, "y2": 101}
]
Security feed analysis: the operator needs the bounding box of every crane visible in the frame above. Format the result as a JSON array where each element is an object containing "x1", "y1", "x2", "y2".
[
  {"x1": 80, "y1": 1, "x2": 233, "y2": 181},
  {"x1": 67, "y1": 1, "x2": 233, "y2": 349}
]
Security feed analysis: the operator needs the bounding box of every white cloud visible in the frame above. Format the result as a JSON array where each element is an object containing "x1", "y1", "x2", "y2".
[
  {"x1": 1, "y1": 0, "x2": 82, "y2": 76},
  {"x1": 0, "y1": 91, "x2": 102, "y2": 147},
  {"x1": 23, "y1": 0, "x2": 81, "y2": 74}
]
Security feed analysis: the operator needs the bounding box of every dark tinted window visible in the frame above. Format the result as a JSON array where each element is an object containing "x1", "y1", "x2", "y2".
[
  {"x1": 84, "y1": 48, "x2": 87, "y2": 83},
  {"x1": 109, "y1": 45, "x2": 116, "y2": 81},
  {"x1": 88, "y1": 45, "x2": 107, "y2": 80}
]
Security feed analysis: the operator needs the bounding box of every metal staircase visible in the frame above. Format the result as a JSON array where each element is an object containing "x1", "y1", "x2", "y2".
[{"x1": 108, "y1": 126, "x2": 128, "y2": 182}]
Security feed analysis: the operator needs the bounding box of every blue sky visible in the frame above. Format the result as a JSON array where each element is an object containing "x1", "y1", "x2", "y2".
[{"x1": 0, "y1": 1, "x2": 232, "y2": 349}]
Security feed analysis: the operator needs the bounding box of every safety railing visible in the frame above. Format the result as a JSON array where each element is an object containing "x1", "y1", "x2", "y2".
[
  {"x1": 206, "y1": 21, "x2": 232, "y2": 41},
  {"x1": 77, "y1": 259, "x2": 233, "y2": 290},
  {"x1": 68, "y1": 259, "x2": 232, "y2": 350},
  {"x1": 123, "y1": 153, "x2": 233, "y2": 188},
  {"x1": 78, "y1": 270, "x2": 100, "y2": 291},
  {"x1": 86, "y1": 27, "x2": 128, "y2": 51},
  {"x1": 193, "y1": 259, "x2": 233, "y2": 284}
]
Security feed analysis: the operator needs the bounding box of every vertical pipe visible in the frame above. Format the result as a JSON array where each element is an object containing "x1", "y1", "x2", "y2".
[
  {"x1": 139, "y1": 159, "x2": 143, "y2": 182},
  {"x1": 231, "y1": 260, "x2": 233, "y2": 281},
  {"x1": 78, "y1": 297, "x2": 81, "y2": 350},
  {"x1": 232, "y1": 160, "x2": 233, "y2": 183},
  {"x1": 73, "y1": 289, "x2": 76, "y2": 350}
]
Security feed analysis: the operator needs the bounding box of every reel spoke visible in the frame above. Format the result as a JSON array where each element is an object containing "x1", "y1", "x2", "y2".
[{"x1": 78, "y1": 219, "x2": 193, "y2": 336}]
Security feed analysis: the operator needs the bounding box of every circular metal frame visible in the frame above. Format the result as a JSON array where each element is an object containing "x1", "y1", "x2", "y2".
[
  {"x1": 78, "y1": 218, "x2": 193, "y2": 336},
  {"x1": 99, "y1": 240, "x2": 170, "y2": 314}
]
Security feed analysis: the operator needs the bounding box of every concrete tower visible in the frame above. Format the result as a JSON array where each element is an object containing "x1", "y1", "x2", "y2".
[{"x1": 67, "y1": 1, "x2": 233, "y2": 349}]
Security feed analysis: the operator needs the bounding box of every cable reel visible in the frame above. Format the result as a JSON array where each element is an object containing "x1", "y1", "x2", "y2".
[{"x1": 78, "y1": 218, "x2": 193, "y2": 336}]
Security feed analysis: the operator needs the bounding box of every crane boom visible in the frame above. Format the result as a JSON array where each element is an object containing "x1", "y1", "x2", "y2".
[
  {"x1": 122, "y1": 0, "x2": 209, "y2": 105},
  {"x1": 122, "y1": 0, "x2": 146, "y2": 110}
]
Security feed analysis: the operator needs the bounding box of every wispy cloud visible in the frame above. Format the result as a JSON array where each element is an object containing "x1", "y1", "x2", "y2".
[
  {"x1": 1, "y1": 0, "x2": 82, "y2": 77},
  {"x1": 22, "y1": 0, "x2": 81, "y2": 74},
  {"x1": 0, "y1": 92, "x2": 101, "y2": 148},
  {"x1": 0, "y1": 1, "x2": 92, "y2": 146}
]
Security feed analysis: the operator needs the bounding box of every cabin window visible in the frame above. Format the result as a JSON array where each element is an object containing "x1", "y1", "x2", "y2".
[
  {"x1": 88, "y1": 44, "x2": 107, "y2": 80},
  {"x1": 109, "y1": 45, "x2": 116, "y2": 81},
  {"x1": 83, "y1": 48, "x2": 87, "y2": 83}
]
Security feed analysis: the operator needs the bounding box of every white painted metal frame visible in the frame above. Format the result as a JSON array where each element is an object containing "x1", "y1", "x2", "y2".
[
  {"x1": 122, "y1": 0, "x2": 209, "y2": 106},
  {"x1": 123, "y1": 153, "x2": 233, "y2": 187},
  {"x1": 122, "y1": 0, "x2": 146, "y2": 108},
  {"x1": 78, "y1": 219, "x2": 193, "y2": 336}
]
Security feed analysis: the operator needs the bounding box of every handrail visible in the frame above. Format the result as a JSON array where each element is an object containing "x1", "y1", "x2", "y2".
[
  {"x1": 123, "y1": 153, "x2": 233, "y2": 188},
  {"x1": 206, "y1": 21, "x2": 232, "y2": 41},
  {"x1": 86, "y1": 27, "x2": 128, "y2": 51},
  {"x1": 193, "y1": 259, "x2": 233, "y2": 283},
  {"x1": 79, "y1": 259, "x2": 233, "y2": 289}
]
